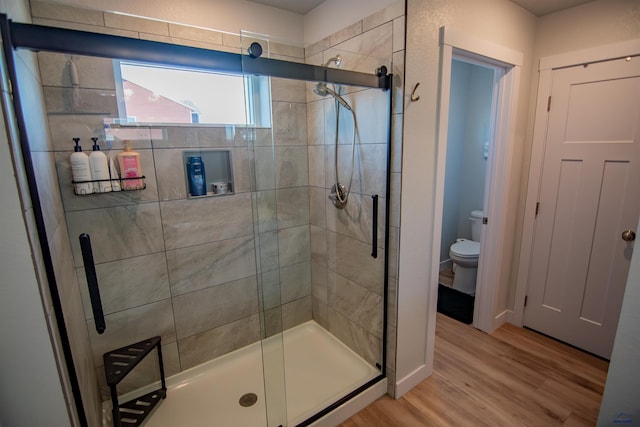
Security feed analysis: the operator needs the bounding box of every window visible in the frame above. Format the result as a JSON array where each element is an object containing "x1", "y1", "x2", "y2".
[{"x1": 113, "y1": 60, "x2": 270, "y2": 127}]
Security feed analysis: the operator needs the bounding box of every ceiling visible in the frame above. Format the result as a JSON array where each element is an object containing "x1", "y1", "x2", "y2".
[
  {"x1": 250, "y1": 0, "x2": 596, "y2": 16},
  {"x1": 510, "y1": 0, "x2": 595, "y2": 16},
  {"x1": 250, "y1": 0, "x2": 325, "y2": 15}
]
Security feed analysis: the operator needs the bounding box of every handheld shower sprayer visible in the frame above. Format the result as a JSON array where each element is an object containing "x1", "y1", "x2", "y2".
[
  {"x1": 311, "y1": 54, "x2": 360, "y2": 209},
  {"x1": 313, "y1": 83, "x2": 352, "y2": 111}
]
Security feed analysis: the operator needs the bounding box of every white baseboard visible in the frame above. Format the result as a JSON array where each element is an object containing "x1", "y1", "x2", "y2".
[
  {"x1": 309, "y1": 378, "x2": 387, "y2": 427},
  {"x1": 394, "y1": 364, "x2": 429, "y2": 398},
  {"x1": 494, "y1": 309, "x2": 511, "y2": 329}
]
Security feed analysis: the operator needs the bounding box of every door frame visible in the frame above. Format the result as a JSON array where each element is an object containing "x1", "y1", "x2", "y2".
[
  {"x1": 512, "y1": 38, "x2": 640, "y2": 327},
  {"x1": 433, "y1": 27, "x2": 522, "y2": 333}
]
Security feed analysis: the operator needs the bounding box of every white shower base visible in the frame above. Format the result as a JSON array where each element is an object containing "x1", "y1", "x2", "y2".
[{"x1": 105, "y1": 320, "x2": 379, "y2": 427}]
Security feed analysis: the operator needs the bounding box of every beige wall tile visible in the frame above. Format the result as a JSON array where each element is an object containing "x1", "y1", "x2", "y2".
[
  {"x1": 328, "y1": 308, "x2": 381, "y2": 367},
  {"x1": 43, "y1": 87, "x2": 118, "y2": 115},
  {"x1": 271, "y1": 78, "x2": 306, "y2": 103},
  {"x1": 77, "y1": 253, "x2": 170, "y2": 317},
  {"x1": 67, "y1": 202, "x2": 164, "y2": 267},
  {"x1": 392, "y1": 50, "x2": 406, "y2": 115},
  {"x1": 362, "y1": 0, "x2": 405, "y2": 33},
  {"x1": 391, "y1": 113, "x2": 403, "y2": 173},
  {"x1": 178, "y1": 314, "x2": 261, "y2": 369},
  {"x1": 38, "y1": 52, "x2": 116, "y2": 90},
  {"x1": 282, "y1": 296, "x2": 312, "y2": 330},
  {"x1": 329, "y1": 20, "x2": 362, "y2": 47},
  {"x1": 327, "y1": 231, "x2": 384, "y2": 295},
  {"x1": 331, "y1": 22, "x2": 393, "y2": 75},
  {"x1": 305, "y1": 37, "x2": 330, "y2": 58},
  {"x1": 307, "y1": 145, "x2": 325, "y2": 188},
  {"x1": 32, "y1": 17, "x2": 139, "y2": 38},
  {"x1": 275, "y1": 146, "x2": 308, "y2": 188},
  {"x1": 277, "y1": 187, "x2": 309, "y2": 228},
  {"x1": 280, "y1": 261, "x2": 311, "y2": 304},
  {"x1": 167, "y1": 235, "x2": 256, "y2": 296},
  {"x1": 104, "y1": 12, "x2": 168, "y2": 36},
  {"x1": 31, "y1": 1, "x2": 104, "y2": 26},
  {"x1": 309, "y1": 186, "x2": 327, "y2": 229},
  {"x1": 161, "y1": 193, "x2": 253, "y2": 249},
  {"x1": 270, "y1": 42, "x2": 305, "y2": 59},
  {"x1": 272, "y1": 101, "x2": 308, "y2": 146},
  {"x1": 168, "y1": 23, "x2": 224, "y2": 45},
  {"x1": 310, "y1": 224, "x2": 327, "y2": 264},
  {"x1": 31, "y1": 151, "x2": 64, "y2": 235},
  {"x1": 393, "y1": 17, "x2": 405, "y2": 52},
  {"x1": 278, "y1": 225, "x2": 310, "y2": 267},
  {"x1": 328, "y1": 273, "x2": 383, "y2": 339},
  {"x1": 326, "y1": 192, "x2": 386, "y2": 249},
  {"x1": 173, "y1": 276, "x2": 259, "y2": 339}
]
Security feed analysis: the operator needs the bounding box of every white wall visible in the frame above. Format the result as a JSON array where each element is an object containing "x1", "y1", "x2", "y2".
[
  {"x1": 456, "y1": 62, "x2": 492, "y2": 240},
  {"x1": 440, "y1": 61, "x2": 469, "y2": 263},
  {"x1": 45, "y1": 0, "x2": 305, "y2": 43},
  {"x1": 597, "y1": 217, "x2": 640, "y2": 426},
  {"x1": 397, "y1": 0, "x2": 535, "y2": 395},
  {"x1": 303, "y1": 0, "x2": 399, "y2": 44}
]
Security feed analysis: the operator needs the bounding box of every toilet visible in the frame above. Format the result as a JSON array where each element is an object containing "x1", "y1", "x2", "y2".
[{"x1": 449, "y1": 210, "x2": 483, "y2": 295}]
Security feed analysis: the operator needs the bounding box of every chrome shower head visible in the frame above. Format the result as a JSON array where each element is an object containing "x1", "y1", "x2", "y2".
[{"x1": 322, "y1": 55, "x2": 342, "y2": 67}]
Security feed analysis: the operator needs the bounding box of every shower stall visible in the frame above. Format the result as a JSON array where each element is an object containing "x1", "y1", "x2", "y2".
[{"x1": 2, "y1": 15, "x2": 392, "y2": 427}]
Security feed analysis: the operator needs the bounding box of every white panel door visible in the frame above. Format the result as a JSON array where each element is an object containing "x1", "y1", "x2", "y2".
[{"x1": 524, "y1": 56, "x2": 640, "y2": 359}]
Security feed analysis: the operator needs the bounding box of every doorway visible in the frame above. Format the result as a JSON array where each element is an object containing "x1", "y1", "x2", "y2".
[
  {"x1": 432, "y1": 27, "x2": 523, "y2": 333},
  {"x1": 437, "y1": 57, "x2": 496, "y2": 324}
]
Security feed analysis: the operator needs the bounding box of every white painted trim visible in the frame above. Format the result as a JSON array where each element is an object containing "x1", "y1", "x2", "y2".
[
  {"x1": 309, "y1": 379, "x2": 387, "y2": 426},
  {"x1": 474, "y1": 64, "x2": 521, "y2": 333},
  {"x1": 539, "y1": 38, "x2": 640, "y2": 71},
  {"x1": 495, "y1": 309, "x2": 511, "y2": 328},
  {"x1": 394, "y1": 365, "x2": 430, "y2": 399},
  {"x1": 512, "y1": 69, "x2": 553, "y2": 326},
  {"x1": 441, "y1": 27, "x2": 523, "y2": 66}
]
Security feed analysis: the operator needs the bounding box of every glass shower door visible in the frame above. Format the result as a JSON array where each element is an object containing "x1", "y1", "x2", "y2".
[{"x1": 241, "y1": 34, "x2": 392, "y2": 426}]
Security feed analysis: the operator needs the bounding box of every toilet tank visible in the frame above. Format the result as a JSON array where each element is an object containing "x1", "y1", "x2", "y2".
[{"x1": 470, "y1": 210, "x2": 483, "y2": 242}]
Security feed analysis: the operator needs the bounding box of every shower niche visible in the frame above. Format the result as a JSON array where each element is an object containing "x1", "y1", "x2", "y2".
[{"x1": 182, "y1": 149, "x2": 234, "y2": 198}]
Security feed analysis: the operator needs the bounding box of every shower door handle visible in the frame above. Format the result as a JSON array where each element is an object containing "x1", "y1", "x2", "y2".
[
  {"x1": 79, "y1": 233, "x2": 106, "y2": 334},
  {"x1": 372, "y1": 194, "x2": 378, "y2": 259}
]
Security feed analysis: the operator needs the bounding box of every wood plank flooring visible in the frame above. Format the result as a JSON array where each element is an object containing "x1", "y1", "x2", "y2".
[{"x1": 340, "y1": 314, "x2": 609, "y2": 426}]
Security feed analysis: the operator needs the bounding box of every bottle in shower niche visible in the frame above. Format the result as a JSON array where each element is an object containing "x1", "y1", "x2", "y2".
[
  {"x1": 117, "y1": 141, "x2": 143, "y2": 190},
  {"x1": 70, "y1": 138, "x2": 93, "y2": 195},
  {"x1": 89, "y1": 137, "x2": 111, "y2": 193},
  {"x1": 187, "y1": 156, "x2": 207, "y2": 196}
]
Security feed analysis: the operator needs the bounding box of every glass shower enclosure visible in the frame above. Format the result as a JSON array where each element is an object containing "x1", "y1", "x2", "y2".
[{"x1": 3, "y1": 16, "x2": 391, "y2": 427}]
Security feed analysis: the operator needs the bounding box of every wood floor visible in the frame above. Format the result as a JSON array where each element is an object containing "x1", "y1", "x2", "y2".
[{"x1": 340, "y1": 313, "x2": 609, "y2": 427}]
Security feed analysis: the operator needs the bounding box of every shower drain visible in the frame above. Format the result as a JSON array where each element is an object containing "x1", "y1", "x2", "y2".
[{"x1": 239, "y1": 393, "x2": 258, "y2": 407}]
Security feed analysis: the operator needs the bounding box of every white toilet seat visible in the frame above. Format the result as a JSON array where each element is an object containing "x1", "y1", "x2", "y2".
[{"x1": 450, "y1": 239, "x2": 480, "y2": 258}]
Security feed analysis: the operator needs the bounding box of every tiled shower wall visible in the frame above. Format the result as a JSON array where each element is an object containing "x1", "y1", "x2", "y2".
[
  {"x1": 30, "y1": 0, "x2": 405, "y2": 408},
  {"x1": 40, "y1": 64, "x2": 312, "y2": 400},
  {"x1": 32, "y1": 0, "x2": 312, "y2": 401},
  {"x1": 305, "y1": 1, "x2": 405, "y2": 396}
]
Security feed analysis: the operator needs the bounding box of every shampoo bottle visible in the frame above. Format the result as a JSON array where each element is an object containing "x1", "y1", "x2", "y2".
[
  {"x1": 89, "y1": 137, "x2": 111, "y2": 193},
  {"x1": 187, "y1": 156, "x2": 206, "y2": 196},
  {"x1": 70, "y1": 138, "x2": 93, "y2": 195},
  {"x1": 117, "y1": 141, "x2": 143, "y2": 190}
]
